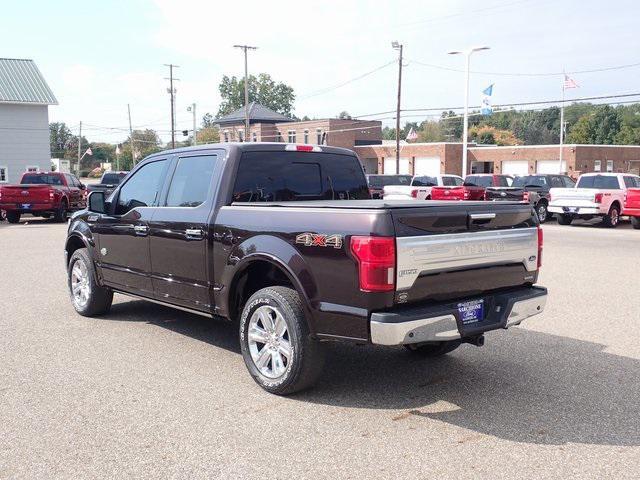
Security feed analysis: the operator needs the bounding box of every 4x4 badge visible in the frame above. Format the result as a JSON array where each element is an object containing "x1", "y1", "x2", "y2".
[{"x1": 296, "y1": 233, "x2": 343, "y2": 249}]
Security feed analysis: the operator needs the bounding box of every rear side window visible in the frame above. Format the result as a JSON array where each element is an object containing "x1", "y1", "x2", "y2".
[
  {"x1": 499, "y1": 176, "x2": 513, "y2": 187},
  {"x1": 563, "y1": 177, "x2": 576, "y2": 188},
  {"x1": 442, "y1": 176, "x2": 463, "y2": 186},
  {"x1": 412, "y1": 176, "x2": 436, "y2": 187},
  {"x1": 102, "y1": 173, "x2": 125, "y2": 185},
  {"x1": 166, "y1": 155, "x2": 217, "y2": 207},
  {"x1": 623, "y1": 176, "x2": 639, "y2": 188},
  {"x1": 232, "y1": 151, "x2": 369, "y2": 202},
  {"x1": 116, "y1": 160, "x2": 167, "y2": 214},
  {"x1": 368, "y1": 175, "x2": 411, "y2": 187},
  {"x1": 576, "y1": 175, "x2": 620, "y2": 190}
]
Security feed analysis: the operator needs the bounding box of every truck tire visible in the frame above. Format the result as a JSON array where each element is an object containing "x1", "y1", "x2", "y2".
[
  {"x1": 405, "y1": 340, "x2": 462, "y2": 357},
  {"x1": 0, "y1": 209, "x2": 5, "y2": 222},
  {"x1": 6, "y1": 211, "x2": 20, "y2": 224},
  {"x1": 602, "y1": 204, "x2": 620, "y2": 228},
  {"x1": 535, "y1": 201, "x2": 549, "y2": 223},
  {"x1": 557, "y1": 214, "x2": 573, "y2": 225},
  {"x1": 632, "y1": 217, "x2": 640, "y2": 230},
  {"x1": 54, "y1": 199, "x2": 68, "y2": 222},
  {"x1": 68, "y1": 248, "x2": 113, "y2": 316},
  {"x1": 240, "y1": 286, "x2": 325, "y2": 395}
]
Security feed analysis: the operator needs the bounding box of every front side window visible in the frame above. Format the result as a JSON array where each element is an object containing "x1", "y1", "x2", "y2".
[
  {"x1": 550, "y1": 176, "x2": 564, "y2": 188},
  {"x1": 232, "y1": 151, "x2": 369, "y2": 202},
  {"x1": 412, "y1": 176, "x2": 436, "y2": 187},
  {"x1": 288, "y1": 130, "x2": 296, "y2": 143},
  {"x1": 0, "y1": 166, "x2": 7, "y2": 182},
  {"x1": 563, "y1": 177, "x2": 576, "y2": 188},
  {"x1": 499, "y1": 176, "x2": 513, "y2": 187},
  {"x1": 116, "y1": 160, "x2": 167, "y2": 214},
  {"x1": 166, "y1": 155, "x2": 217, "y2": 207},
  {"x1": 576, "y1": 175, "x2": 620, "y2": 190}
]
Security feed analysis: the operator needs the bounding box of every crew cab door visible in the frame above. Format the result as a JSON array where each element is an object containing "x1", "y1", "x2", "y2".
[
  {"x1": 148, "y1": 152, "x2": 220, "y2": 311},
  {"x1": 94, "y1": 159, "x2": 169, "y2": 296}
]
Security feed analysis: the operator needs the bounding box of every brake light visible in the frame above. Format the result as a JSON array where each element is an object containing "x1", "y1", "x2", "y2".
[
  {"x1": 523, "y1": 191, "x2": 530, "y2": 202},
  {"x1": 537, "y1": 225, "x2": 543, "y2": 269},
  {"x1": 285, "y1": 144, "x2": 321, "y2": 152},
  {"x1": 410, "y1": 189, "x2": 418, "y2": 198},
  {"x1": 594, "y1": 193, "x2": 603, "y2": 203},
  {"x1": 463, "y1": 187, "x2": 470, "y2": 200},
  {"x1": 350, "y1": 236, "x2": 395, "y2": 292},
  {"x1": 49, "y1": 189, "x2": 55, "y2": 200}
]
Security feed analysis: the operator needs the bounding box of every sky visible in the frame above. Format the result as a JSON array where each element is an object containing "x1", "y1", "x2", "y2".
[{"x1": 2, "y1": 0, "x2": 640, "y2": 144}]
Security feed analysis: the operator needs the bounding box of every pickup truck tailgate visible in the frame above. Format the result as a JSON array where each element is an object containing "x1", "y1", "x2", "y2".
[
  {"x1": 0, "y1": 185, "x2": 52, "y2": 203},
  {"x1": 391, "y1": 203, "x2": 539, "y2": 303}
]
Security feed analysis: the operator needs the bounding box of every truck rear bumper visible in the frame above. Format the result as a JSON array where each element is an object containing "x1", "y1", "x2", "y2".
[
  {"x1": 370, "y1": 286, "x2": 547, "y2": 345},
  {"x1": 548, "y1": 206, "x2": 600, "y2": 215}
]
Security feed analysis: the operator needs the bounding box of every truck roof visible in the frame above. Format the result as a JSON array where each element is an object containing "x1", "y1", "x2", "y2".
[{"x1": 233, "y1": 199, "x2": 523, "y2": 210}]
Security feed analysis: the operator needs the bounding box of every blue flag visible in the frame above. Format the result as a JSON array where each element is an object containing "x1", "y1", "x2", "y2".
[
  {"x1": 483, "y1": 84, "x2": 494, "y2": 96},
  {"x1": 481, "y1": 84, "x2": 494, "y2": 115}
]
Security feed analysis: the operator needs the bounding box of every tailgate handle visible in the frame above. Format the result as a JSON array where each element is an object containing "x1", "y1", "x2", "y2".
[{"x1": 470, "y1": 213, "x2": 496, "y2": 222}]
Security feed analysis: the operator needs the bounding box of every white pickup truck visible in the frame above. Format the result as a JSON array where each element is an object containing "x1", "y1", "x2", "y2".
[
  {"x1": 548, "y1": 172, "x2": 640, "y2": 227},
  {"x1": 383, "y1": 174, "x2": 464, "y2": 200}
]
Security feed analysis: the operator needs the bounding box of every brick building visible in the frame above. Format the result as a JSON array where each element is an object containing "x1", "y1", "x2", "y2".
[
  {"x1": 215, "y1": 102, "x2": 381, "y2": 171},
  {"x1": 354, "y1": 142, "x2": 640, "y2": 178}
]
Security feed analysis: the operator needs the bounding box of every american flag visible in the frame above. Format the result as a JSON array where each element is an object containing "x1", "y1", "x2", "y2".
[
  {"x1": 563, "y1": 74, "x2": 579, "y2": 89},
  {"x1": 405, "y1": 127, "x2": 418, "y2": 142}
]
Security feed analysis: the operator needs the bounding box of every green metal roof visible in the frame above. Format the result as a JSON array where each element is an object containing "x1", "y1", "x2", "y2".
[{"x1": 0, "y1": 58, "x2": 58, "y2": 105}]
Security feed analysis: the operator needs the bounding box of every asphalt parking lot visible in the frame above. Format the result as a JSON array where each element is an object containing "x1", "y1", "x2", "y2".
[{"x1": 1, "y1": 217, "x2": 639, "y2": 479}]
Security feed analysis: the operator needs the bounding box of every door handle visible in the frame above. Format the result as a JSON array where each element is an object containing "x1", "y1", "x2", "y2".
[
  {"x1": 185, "y1": 228, "x2": 204, "y2": 240},
  {"x1": 133, "y1": 225, "x2": 149, "y2": 235}
]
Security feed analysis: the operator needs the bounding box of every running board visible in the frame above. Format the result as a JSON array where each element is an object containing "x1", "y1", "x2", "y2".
[{"x1": 113, "y1": 290, "x2": 214, "y2": 319}]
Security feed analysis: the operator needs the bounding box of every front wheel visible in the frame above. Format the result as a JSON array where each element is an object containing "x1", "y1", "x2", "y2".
[
  {"x1": 54, "y1": 200, "x2": 68, "y2": 222},
  {"x1": 6, "y1": 211, "x2": 20, "y2": 224},
  {"x1": 240, "y1": 286, "x2": 325, "y2": 395},
  {"x1": 602, "y1": 205, "x2": 620, "y2": 228},
  {"x1": 631, "y1": 217, "x2": 640, "y2": 230},
  {"x1": 405, "y1": 340, "x2": 462, "y2": 357},
  {"x1": 536, "y1": 202, "x2": 549, "y2": 223},
  {"x1": 68, "y1": 248, "x2": 113, "y2": 316},
  {"x1": 557, "y1": 214, "x2": 573, "y2": 225}
]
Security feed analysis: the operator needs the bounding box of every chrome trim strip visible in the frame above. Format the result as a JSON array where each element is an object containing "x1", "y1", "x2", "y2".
[
  {"x1": 396, "y1": 227, "x2": 539, "y2": 290},
  {"x1": 470, "y1": 212, "x2": 496, "y2": 220},
  {"x1": 113, "y1": 290, "x2": 213, "y2": 318}
]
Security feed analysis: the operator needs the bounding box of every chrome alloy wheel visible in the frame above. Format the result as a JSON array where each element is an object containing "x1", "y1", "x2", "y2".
[
  {"x1": 611, "y1": 208, "x2": 619, "y2": 225},
  {"x1": 71, "y1": 259, "x2": 90, "y2": 308},
  {"x1": 247, "y1": 305, "x2": 292, "y2": 379},
  {"x1": 537, "y1": 203, "x2": 547, "y2": 222}
]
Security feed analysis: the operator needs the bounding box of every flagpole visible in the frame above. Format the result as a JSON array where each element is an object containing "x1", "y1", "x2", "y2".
[{"x1": 559, "y1": 73, "x2": 565, "y2": 174}]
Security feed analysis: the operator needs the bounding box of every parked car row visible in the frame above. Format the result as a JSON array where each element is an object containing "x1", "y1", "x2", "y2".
[
  {"x1": 368, "y1": 171, "x2": 640, "y2": 227},
  {"x1": 0, "y1": 170, "x2": 128, "y2": 223}
]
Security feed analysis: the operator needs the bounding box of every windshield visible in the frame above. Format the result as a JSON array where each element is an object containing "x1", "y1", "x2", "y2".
[
  {"x1": 513, "y1": 176, "x2": 547, "y2": 187},
  {"x1": 102, "y1": 173, "x2": 126, "y2": 185},
  {"x1": 367, "y1": 175, "x2": 412, "y2": 187},
  {"x1": 576, "y1": 175, "x2": 620, "y2": 189},
  {"x1": 21, "y1": 174, "x2": 64, "y2": 185}
]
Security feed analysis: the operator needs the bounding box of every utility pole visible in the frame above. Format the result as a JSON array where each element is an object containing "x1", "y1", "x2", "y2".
[
  {"x1": 188, "y1": 103, "x2": 197, "y2": 146},
  {"x1": 392, "y1": 41, "x2": 403, "y2": 174},
  {"x1": 164, "y1": 64, "x2": 180, "y2": 148},
  {"x1": 233, "y1": 45, "x2": 258, "y2": 142},
  {"x1": 127, "y1": 104, "x2": 136, "y2": 166},
  {"x1": 77, "y1": 121, "x2": 82, "y2": 175},
  {"x1": 559, "y1": 73, "x2": 566, "y2": 174}
]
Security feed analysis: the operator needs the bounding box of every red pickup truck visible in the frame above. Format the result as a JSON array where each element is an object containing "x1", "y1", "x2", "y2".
[
  {"x1": 623, "y1": 188, "x2": 640, "y2": 229},
  {"x1": 430, "y1": 174, "x2": 513, "y2": 201},
  {"x1": 0, "y1": 172, "x2": 86, "y2": 223}
]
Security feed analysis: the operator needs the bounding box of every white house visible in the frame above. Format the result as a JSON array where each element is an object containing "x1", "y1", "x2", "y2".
[{"x1": 0, "y1": 58, "x2": 57, "y2": 183}]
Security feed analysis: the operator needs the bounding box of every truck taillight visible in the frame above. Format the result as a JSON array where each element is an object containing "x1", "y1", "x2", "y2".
[
  {"x1": 463, "y1": 188, "x2": 470, "y2": 199},
  {"x1": 594, "y1": 193, "x2": 603, "y2": 203},
  {"x1": 350, "y1": 236, "x2": 395, "y2": 292},
  {"x1": 523, "y1": 191, "x2": 530, "y2": 202},
  {"x1": 410, "y1": 189, "x2": 418, "y2": 198},
  {"x1": 537, "y1": 225, "x2": 543, "y2": 269},
  {"x1": 49, "y1": 189, "x2": 55, "y2": 200}
]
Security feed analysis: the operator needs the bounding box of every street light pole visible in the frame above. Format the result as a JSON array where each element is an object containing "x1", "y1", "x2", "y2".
[
  {"x1": 448, "y1": 46, "x2": 490, "y2": 177},
  {"x1": 188, "y1": 103, "x2": 197, "y2": 146},
  {"x1": 392, "y1": 41, "x2": 403, "y2": 174},
  {"x1": 234, "y1": 45, "x2": 258, "y2": 142}
]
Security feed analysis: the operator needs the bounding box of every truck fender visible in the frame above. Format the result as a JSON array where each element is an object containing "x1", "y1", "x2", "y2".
[{"x1": 221, "y1": 235, "x2": 319, "y2": 328}]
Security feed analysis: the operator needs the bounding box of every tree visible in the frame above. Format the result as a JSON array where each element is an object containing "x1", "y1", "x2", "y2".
[
  {"x1": 216, "y1": 73, "x2": 295, "y2": 118},
  {"x1": 615, "y1": 125, "x2": 640, "y2": 145},
  {"x1": 567, "y1": 115, "x2": 593, "y2": 144},
  {"x1": 418, "y1": 121, "x2": 445, "y2": 142},
  {"x1": 338, "y1": 111, "x2": 352, "y2": 120},
  {"x1": 49, "y1": 122, "x2": 75, "y2": 158},
  {"x1": 118, "y1": 129, "x2": 162, "y2": 170},
  {"x1": 196, "y1": 127, "x2": 220, "y2": 144},
  {"x1": 469, "y1": 125, "x2": 520, "y2": 146},
  {"x1": 202, "y1": 113, "x2": 215, "y2": 128}
]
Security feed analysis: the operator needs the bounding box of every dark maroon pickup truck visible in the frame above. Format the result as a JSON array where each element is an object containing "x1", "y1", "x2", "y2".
[
  {"x1": 0, "y1": 172, "x2": 86, "y2": 223},
  {"x1": 65, "y1": 143, "x2": 547, "y2": 394}
]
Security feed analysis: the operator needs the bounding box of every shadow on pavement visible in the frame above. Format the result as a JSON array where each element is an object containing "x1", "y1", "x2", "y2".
[{"x1": 103, "y1": 298, "x2": 640, "y2": 447}]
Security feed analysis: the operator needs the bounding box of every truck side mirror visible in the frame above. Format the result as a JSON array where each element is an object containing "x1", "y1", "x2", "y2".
[{"x1": 88, "y1": 191, "x2": 106, "y2": 214}]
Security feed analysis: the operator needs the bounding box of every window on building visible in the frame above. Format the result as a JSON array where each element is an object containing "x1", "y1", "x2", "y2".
[
  {"x1": 304, "y1": 129, "x2": 309, "y2": 144},
  {"x1": 606, "y1": 160, "x2": 614, "y2": 172},
  {"x1": 0, "y1": 166, "x2": 7, "y2": 183},
  {"x1": 165, "y1": 155, "x2": 217, "y2": 207},
  {"x1": 288, "y1": 130, "x2": 296, "y2": 143},
  {"x1": 275, "y1": 131, "x2": 282, "y2": 142},
  {"x1": 316, "y1": 129, "x2": 322, "y2": 145},
  {"x1": 223, "y1": 130, "x2": 229, "y2": 142},
  {"x1": 594, "y1": 160, "x2": 601, "y2": 172},
  {"x1": 25, "y1": 165, "x2": 39, "y2": 173},
  {"x1": 252, "y1": 132, "x2": 257, "y2": 142},
  {"x1": 238, "y1": 130, "x2": 245, "y2": 142}
]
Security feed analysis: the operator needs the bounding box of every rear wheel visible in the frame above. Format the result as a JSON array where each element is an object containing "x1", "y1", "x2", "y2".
[
  {"x1": 631, "y1": 217, "x2": 640, "y2": 230},
  {"x1": 557, "y1": 214, "x2": 573, "y2": 225},
  {"x1": 240, "y1": 286, "x2": 325, "y2": 395},
  {"x1": 404, "y1": 340, "x2": 462, "y2": 357},
  {"x1": 602, "y1": 205, "x2": 620, "y2": 228},
  {"x1": 68, "y1": 248, "x2": 113, "y2": 316},
  {"x1": 0, "y1": 210, "x2": 6, "y2": 222},
  {"x1": 54, "y1": 200, "x2": 68, "y2": 222},
  {"x1": 6, "y1": 211, "x2": 20, "y2": 224},
  {"x1": 536, "y1": 201, "x2": 549, "y2": 223}
]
